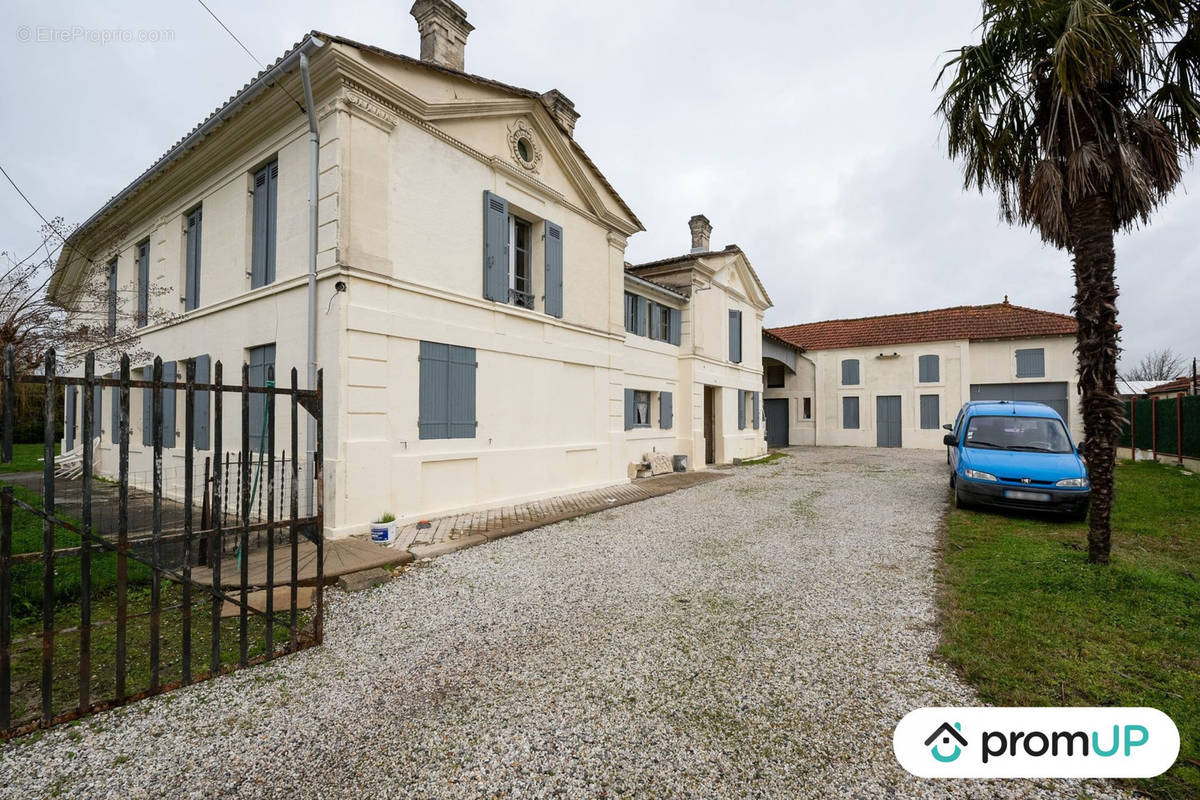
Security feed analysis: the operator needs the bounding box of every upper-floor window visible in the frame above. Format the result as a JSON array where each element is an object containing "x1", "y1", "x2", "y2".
[
  {"x1": 624, "y1": 292, "x2": 641, "y2": 334},
  {"x1": 135, "y1": 239, "x2": 150, "y2": 328},
  {"x1": 841, "y1": 359, "x2": 860, "y2": 386},
  {"x1": 509, "y1": 215, "x2": 533, "y2": 309},
  {"x1": 766, "y1": 364, "x2": 785, "y2": 388},
  {"x1": 251, "y1": 160, "x2": 278, "y2": 289},
  {"x1": 918, "y1": 354, "x2": 940, "y2": 383},
  {"x1": 482, "y1": 190, "x2": 563, "y2": 318},
  {"x1": 729, "y1": 309, "x2": 743, "y2": 363},
  {"x1": 184, "y1": 206, "x2": 202, "y2": 311},
  {"x1": 1016, "y1": 348, "x2": 1045, "y2": 378},
  {"x1": 106, "y1": 257, "x2": 118, "y2": 335}
]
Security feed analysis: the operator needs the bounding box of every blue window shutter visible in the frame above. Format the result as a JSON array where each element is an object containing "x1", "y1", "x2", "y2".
[
  {"x1": 162, "y1": 362, "x2": 177, "y2": 448},
  {"x1": 142, "y1": 367, "x2": 153, "y2": 447},
  {"x1": 752, "y1": 391, "x2": 761, "y2": 430},
  {"x1": 482, "y1": 191, "x2": 509, "y2": 302},
  {"x1": 544, "y1": 221, "x2": 564, "y2": 318},
  {"x1": 729, "y1": 310, "x2": 742, "y2": 363},
  {"x1": 738, "y1": 389, "x2": 747, "y2": 430},
  {"x1": 624, "y1": 388, "x2": 635, "y2": 431},
  {"x1": 185, "y1": 207, "x2": 202, "y2": 311},
  {"x1": 447, "y1": 345, "x2": 477, "y2": 439},
  {"x1": 919, "y1": 355, "x2": 939, "y2": 383},
  {"x1": 649, "y1": 302, "x2": 662, "y2": 340},
  {"x1": 624, "y1": 293, "x2": 636, "y2": 333},
  {"x1": 194, "y1": 354, "x2": 211, "y2": 450},
  {"x1": 842, "y1": 359, "x2": 860, "y2": 386},
  {"x1": 65, "y1": 386, "x2": 76, "y2": 451},
  {"x1": 92, "y1": 384, "x2": 102, "y2": 442},
  {"x1": 252, "y1": 162, "x2": 278, "y2": 288},
  {"x1": 107, "y1": 258, "x2": 118, "y2": 335},
  {"x1": 111, "y1": 374, "x2": 119, "y2": 444},
  {"x1": 843, "y1": 396, "x2": 859, "y2": 429},
  {"x1": 669, "y1": 308, "x2": 681, "y2": 345},
  {"x1": 660, "y1": 391, "x2": 673, "y2": 430},
  {"x1": 636, "y1": 297, "x2": 649, "y2": 337},
  {"x1": 419, "y1": 341, "x2": 450, "y2": 439},
  {"x1": 920, "y1": 394, "x2": 940, "y2": 430},
  {"x1": 136, "y1": 240, "x2": 150, "y2": 328},
  {"x1": 247, "y1": 344, "x2": 276, "y2": 452},
  {"x1": 266, "y1": 163, "x2": 278, "y2": 284},
  {"x1": 1016, "y1": 348, "x2": 1045, "y2": 378}
]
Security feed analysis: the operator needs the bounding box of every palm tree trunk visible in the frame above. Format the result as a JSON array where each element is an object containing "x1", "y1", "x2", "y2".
[{"x1": 1070, "y1": 194, "x2": 1122, "y2": 565}]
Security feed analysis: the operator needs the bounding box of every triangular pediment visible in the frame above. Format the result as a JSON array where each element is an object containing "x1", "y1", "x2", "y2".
[{"x1": 328, "y1": 38, "x2": 642, "y2": 235}]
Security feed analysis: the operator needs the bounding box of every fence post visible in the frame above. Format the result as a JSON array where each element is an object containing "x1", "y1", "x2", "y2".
[
  {"x1": 116, "y1": 354, "x2": 130, "y2": 701},
  {"x1": 1177, "y1": 394, "x2": 1183, "y2": 466},
  {"x1": 239, "y1": 363, "x2": 250, "y2": 667},
  {"x1": 79, "y1": 352, "x2": 94, "y2": 713},
  {"x1": 1129, "y1": 396, "x2": 1136, "y2": 460},
  {"x1": 210, "y1": 361, "x2": 223, "y2": 675},
  {"x1": 1, "y1": 486, "x2": 12, "y2": 731},
  {"x1": 1152, "y1": 398, "x2": 1158, "y2": 461},
  {"x1": 183, "y1": 358, "x2": 195, "y2": 684},
  {"x1": 41, "y1": 348, "x2": 56, "y2": 725},
  {"x1": 1, "y1": 346, "x2": 13, "y2": 463},
  {"x1": 150, "y1": 357, "x2": 163, "y2": 693}
]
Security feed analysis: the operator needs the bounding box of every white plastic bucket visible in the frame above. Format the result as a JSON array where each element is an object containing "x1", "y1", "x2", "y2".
[{"x1": 370, "y1": 520, "x2": 397, "y2": 544}]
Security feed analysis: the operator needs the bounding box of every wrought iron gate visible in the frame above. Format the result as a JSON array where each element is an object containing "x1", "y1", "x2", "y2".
[{"x1": 0, "y1": 346, "x2": 324, "y2": 737}]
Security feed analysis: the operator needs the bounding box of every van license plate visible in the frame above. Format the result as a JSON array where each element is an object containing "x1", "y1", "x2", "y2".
[{"x1": 1004, "y1": 490, "x2": 1051, "y2": 502}]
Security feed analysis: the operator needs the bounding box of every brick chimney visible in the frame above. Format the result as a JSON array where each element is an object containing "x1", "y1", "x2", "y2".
[
  {"x1": 410, "y1": 0, "x2": 474, "y2": 71},
  {"x1": 541, "y1": 90, "x2": 580, "y2": 137},
  {"x1": 689, "y1": 215, "x2": 712, "y2": 253}
]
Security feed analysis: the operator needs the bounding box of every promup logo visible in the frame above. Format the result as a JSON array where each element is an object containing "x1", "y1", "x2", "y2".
[
  {"x1": 894, "y1": 707, "x2": 1179, "y2": 778},
  {"x1": 924, "y1": 722, "x2": 967, "y2": 763}
]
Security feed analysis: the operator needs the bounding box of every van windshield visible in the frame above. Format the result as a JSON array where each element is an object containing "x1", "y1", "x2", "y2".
[{"x1": 963, "y1": 415, "x2": 1073, "y2": 453}]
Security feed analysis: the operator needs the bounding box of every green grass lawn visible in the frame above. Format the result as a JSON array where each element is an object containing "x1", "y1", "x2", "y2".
[
  {"x1": 940, "y1": 460, "x2": 1200, "y2": 798},
  {"x1": 0, "y1": 442, "x2": 58, "y2": 475},
  {"x1": 4, "y1": 482, "x2": 151, "y2": 617}
]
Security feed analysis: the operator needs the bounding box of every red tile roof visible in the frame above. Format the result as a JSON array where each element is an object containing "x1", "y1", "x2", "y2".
[{"x1": 766, "y1": 301, "x2": 1076, "y2": 351}]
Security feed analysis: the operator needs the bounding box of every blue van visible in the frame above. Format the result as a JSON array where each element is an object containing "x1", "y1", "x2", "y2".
[{"x1": 944, "y1": 401, "x2": 1089, "y2": 520}]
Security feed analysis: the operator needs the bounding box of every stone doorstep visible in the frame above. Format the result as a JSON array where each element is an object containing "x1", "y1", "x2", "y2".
[{"x1": 220, "y1": 585, "x2": 314, "y2": 619}]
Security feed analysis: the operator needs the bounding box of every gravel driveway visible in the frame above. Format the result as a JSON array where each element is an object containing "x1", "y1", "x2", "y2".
[{"x1": 0, "y1": 447, "x2": 1124, "y2": 799}]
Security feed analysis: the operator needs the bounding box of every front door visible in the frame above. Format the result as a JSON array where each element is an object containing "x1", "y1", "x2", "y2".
[
  {"x1": 703, "y1": 386, "x2": 716, "y2": 464},
  {"x1": 876, "y1": 395, "x2": 902, "y2": 448},
  {"x1": 764, "y1": 399, "x2": 789, "y2": 448}
]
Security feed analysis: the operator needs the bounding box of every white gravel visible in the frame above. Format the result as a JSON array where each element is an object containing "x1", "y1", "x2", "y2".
[{"x1": 0, "y1": 447, "x2": 1127, "y2": 799}]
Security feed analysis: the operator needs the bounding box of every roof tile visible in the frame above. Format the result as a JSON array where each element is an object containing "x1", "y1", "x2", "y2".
[{"x1": 766, "y1": 302, "x2": 1076, "y2": 351}]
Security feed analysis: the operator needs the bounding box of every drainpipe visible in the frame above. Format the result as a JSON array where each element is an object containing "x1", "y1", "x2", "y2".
[{"x1": 299, "y1": 50, "x2": 320, "y2": 508}]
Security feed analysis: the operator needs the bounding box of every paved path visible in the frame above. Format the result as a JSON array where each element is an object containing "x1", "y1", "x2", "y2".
[{"x1": 0, "y1": 448, "x2": 1123, "y2": 799}]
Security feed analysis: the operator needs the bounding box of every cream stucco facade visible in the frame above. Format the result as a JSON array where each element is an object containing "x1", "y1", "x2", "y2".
[
  {"x1": 50, "y1": 21, "x2": 769, "y2": 537},
  {"x1": 763, "y1": 332, "x2": 1080, "y2": 450}
]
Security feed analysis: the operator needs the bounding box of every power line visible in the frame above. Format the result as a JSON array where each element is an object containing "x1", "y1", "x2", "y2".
[
  {"x1": 0, "y1": 162, "x2": 56, "y2": 233},
  {"x1": 192, "y1": 0, "x2": 307, "y2": 114}
]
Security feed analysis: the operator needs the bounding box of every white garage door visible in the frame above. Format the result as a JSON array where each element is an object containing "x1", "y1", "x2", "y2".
[{"x1": 969, "y1": 382, "x2": 1069, "y2": 424}]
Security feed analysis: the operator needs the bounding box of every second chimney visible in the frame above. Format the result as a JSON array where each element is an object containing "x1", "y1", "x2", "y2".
[
  {"x1": 410, "y1": 0, "x2": 474, "y2": 71},
  {"x1": 689, "y1": 214, "x2": 712, "y2": 253}
]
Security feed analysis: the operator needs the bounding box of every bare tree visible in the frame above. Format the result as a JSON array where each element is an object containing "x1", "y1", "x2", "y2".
[
  {"x1": 1121, "y1": 348, "x2": 1185, "y2": 383},
  {"x1": 0, "y1": 218, "x2": 176, "y2": 374}
]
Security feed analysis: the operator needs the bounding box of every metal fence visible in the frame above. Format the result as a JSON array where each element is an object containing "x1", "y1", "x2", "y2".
[
  {"x1": 1119, "y1": 394, "x2": 1200, "y2": 462},
  {"x1": 0, "y1": 346, "x2": 324, "y2": 737}
]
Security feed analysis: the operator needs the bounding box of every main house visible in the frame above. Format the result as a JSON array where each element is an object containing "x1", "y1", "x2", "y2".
[
  {"x1": 49, "y1": 1, "x2": 769, "y2": 537},
  {"x1": 761, "y1": 300, "x2": 1080, "y2": 449}
]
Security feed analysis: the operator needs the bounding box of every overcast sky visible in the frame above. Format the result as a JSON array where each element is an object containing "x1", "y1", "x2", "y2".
[{"x1": 2, "y1": 0, "x2": 1196, "y2": 374}]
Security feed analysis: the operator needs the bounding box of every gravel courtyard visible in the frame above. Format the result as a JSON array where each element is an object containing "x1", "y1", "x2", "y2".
[{"x1": 0, "y1": 447, "x2": 1124, "y2": 799}]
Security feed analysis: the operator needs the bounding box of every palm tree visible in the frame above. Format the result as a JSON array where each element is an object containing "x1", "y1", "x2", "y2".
[{"x1": 937, "y1": 1, "x2": 1200, "y2": 564}]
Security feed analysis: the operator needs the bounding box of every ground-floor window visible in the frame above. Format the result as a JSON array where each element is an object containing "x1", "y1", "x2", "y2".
[
  {"x1": 419, "y1": 340, "x2": 478, "y2": 439},
  {"x1": 919, "y1": 394, "x2": 940, "y2": 429},
  {"x1": 842, "y1": 396, "x2": 859, "y2": 429},
  {"x1": 802, "y1": 397, "x2": 812, "y2": 420},
  {"x1": 633, "y1": 390, "x2": 651, "y2": 427}
]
